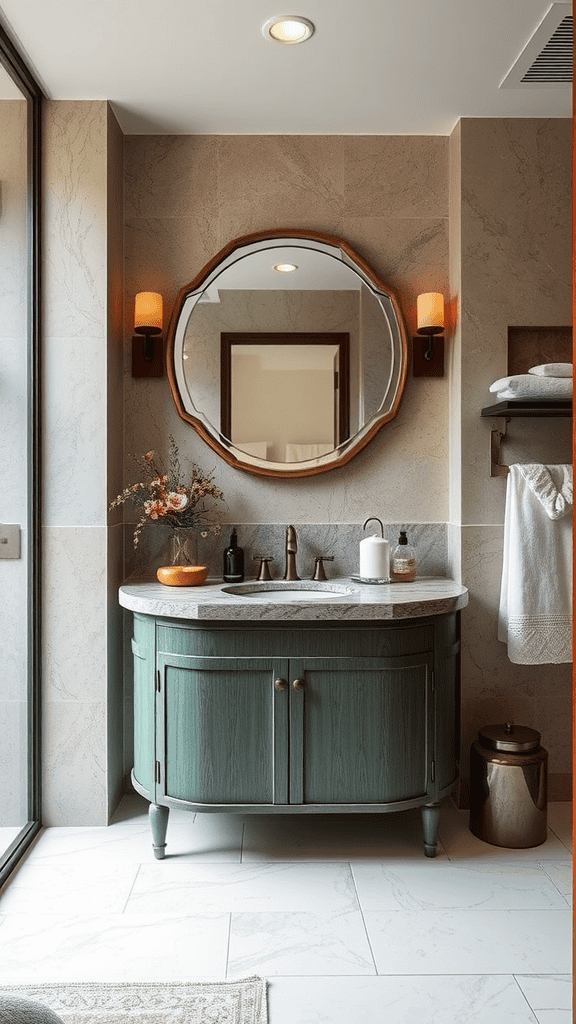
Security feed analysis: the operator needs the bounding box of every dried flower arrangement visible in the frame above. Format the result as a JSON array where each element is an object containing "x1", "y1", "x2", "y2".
[{"x1": 110, "y1": 435, "x2": 224, "y2": 547}]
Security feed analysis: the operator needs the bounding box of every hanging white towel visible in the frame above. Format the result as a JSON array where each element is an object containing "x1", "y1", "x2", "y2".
[{"x1": 498, "y1": 464, "x2": 573, "y2": 664}]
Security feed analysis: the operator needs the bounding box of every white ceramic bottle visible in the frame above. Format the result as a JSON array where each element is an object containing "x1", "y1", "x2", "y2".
[{"x1": 391, "y1": 531, "x2": 416, "y2": 582}]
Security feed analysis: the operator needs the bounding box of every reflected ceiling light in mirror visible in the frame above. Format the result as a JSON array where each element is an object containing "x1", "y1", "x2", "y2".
[
  {"x1": 274, "y1": 263, "x2": 298, "y2": 272},
  {"x1": 262, "y1": 15, "x2": 315, "y2": 44},
  {"x1": 413, "y1": 292, "x2": 445, "y2": 378},
  {"x1": 132, "y1": 291, "x2": 164, "y2": 378}
]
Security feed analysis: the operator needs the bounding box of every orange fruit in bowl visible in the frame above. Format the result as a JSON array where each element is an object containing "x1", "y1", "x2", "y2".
[{"x1": 156, "y1": 565, "x2": 208, "y2": 587}]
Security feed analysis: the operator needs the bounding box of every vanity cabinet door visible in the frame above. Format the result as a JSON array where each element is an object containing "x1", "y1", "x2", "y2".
[
  {"x1": 289, "y1": 655, "x2": 432, "y2": 805},
  {"x1": 156, "y1": 654, "x2": 289, "y2": 805}
]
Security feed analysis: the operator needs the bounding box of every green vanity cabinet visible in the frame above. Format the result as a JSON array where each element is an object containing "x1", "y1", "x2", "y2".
[{"x1": 130, "y1": 613, "x2": 461, "y2": 858}]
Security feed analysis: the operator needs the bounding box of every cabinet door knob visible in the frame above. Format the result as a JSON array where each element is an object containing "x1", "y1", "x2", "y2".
[
  {"x1": 274, "y1": 678, "x2": 287, "y2": 692},
  {"x1": 292, "y1": 678, "x2": 305, "y2": 690}
]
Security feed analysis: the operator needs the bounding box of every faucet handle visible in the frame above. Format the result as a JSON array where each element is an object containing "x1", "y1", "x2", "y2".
[
  {"x1": 312, "y1": 555, "x2": 334, "y2": 581},
  {"x1": 253, "y1": 555, "x2": 274, "y2": 581}
]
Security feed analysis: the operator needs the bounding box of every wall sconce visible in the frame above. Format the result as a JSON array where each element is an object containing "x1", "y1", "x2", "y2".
[
  {"x1": 413, "y1": 292, "x2": 445, "y2": 378},
  {"x1": 132, "y1": 292, "x2": 164, "y2": 378}
]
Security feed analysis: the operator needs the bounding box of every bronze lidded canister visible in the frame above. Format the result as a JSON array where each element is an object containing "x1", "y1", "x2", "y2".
[{"x1": 469, "y1": 723, "x2": 547, "y2": 848}]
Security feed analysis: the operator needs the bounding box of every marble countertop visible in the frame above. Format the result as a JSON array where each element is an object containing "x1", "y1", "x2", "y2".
[{"x1": 119, "y1": 576, "x2": 468, "y2": 622}]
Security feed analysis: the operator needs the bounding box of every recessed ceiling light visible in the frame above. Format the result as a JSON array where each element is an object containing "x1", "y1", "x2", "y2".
[
  {"x1": 274, "y1": 263, "x2": 298, "y2": 272},
  {"x1": 262, "y1": 16, "x2": 315, "y2": 45}
]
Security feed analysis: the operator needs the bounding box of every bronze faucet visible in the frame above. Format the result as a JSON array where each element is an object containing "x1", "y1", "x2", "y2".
[{"x1": 283, "y1": 525, "x2": 300, "y2": 580}]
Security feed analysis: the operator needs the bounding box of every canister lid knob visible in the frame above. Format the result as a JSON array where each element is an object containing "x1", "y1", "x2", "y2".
[{"x1": 478, "y1": 723, "x2": 541, "y2": 753}]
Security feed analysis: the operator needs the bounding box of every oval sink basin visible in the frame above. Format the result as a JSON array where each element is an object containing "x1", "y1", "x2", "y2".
[{"x1": 221, "y1": 581, "x2": 360, "y2": 600}]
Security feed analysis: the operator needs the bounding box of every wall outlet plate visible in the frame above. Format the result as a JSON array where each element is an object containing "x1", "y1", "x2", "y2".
[{"x1": 0, "y1": 524, "x2": 21, "y2": 559}]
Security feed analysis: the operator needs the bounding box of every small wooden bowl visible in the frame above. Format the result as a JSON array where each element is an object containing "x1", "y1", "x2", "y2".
[{"x1": 156, "y1": 565, "x2": 208, "y2": 587}]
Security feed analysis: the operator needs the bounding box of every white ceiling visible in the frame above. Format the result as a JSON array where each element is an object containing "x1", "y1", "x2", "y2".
[{"x1": 0, "y1": 0, "x2": 571, "y2": 134}]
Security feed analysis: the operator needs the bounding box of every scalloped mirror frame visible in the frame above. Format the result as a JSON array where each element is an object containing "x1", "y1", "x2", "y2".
[{"x1": 166, "y1": 228, "x2": 408, "y2": 478}]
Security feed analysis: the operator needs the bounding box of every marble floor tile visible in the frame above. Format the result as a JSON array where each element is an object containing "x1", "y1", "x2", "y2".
[
  {"x1": 126, "y1": 862, "x2": 358, "y2": 915},
  {"x1": 0, "y1": 861, "x2": 139, "y2": 915},
  {"x1": 365, "y1": 910, "x2": 571, "y2": 975},
  {"x1": 546, "y1": 803, "x2": 572, "y2": 852},
  {"x1": 351, "y1": 860, "x2": 568, "y2": 911},
  {"x1": 23, "y1": 817, "x2": 243, "y2": 866},
  {"x1": 514, "y1": 975, "x2": 572, "y2": 1011},
  {"x1": 241, "y1": 809, "x2": 448, "y2": 862},
  {"x1": 438, "y1": 805, "x2": 570, "y2": 862},
  {"x1": 0, "y1": 911, "x2": 230, "y2": 983},
  {"x1": 228, "y1": 911, "x2": 375, "y2": 977},
  {"x1": 539, "y1": 862, "x2": 572, "y2": 906},
  {"x1": 267, "y1": 975, "x2": 540, "y2": 1024}
]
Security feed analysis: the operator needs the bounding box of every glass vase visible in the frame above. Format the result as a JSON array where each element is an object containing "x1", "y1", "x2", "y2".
[{"x1": 168, "y1": 528, "x2": 199, "y2": 567}]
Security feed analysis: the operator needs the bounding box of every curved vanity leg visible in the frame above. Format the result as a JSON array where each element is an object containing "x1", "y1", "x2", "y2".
[
  {"x1": 421, "y1": 802, "x2": 440, "y2": 857},
  {"x1": 149, "y1": 803, "x2": 169, "y2": 859}
]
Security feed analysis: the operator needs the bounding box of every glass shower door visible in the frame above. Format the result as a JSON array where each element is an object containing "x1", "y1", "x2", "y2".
[{"x1": 0, "y1": 29, "x2": 42, "y2": 882}]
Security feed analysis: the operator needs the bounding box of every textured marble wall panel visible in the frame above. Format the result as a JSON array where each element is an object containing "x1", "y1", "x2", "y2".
[
  {"x1": 343, "y1": 136, "x2": 448, "y2": 219},
  {"x1": 42, "y1": 527, "x2": 107, "y2": 704},
  {"x1": 43, "y1": 335, "x2": 107, "y2": 527},
  {"x1": 0, "y1": 700, "x2": 27, "y2": 825},
  {"x1": 42, "y1": 699, "x2": 108, "y2": 826},
  {"x1": 124, "y1": 521, "x2": 448, "y2": 582},
  {"x1": 216, "y1": 136, "x2": 345, "y2": 244},
  {"x1": 459, "y1": 525, "x2": 571, "y2": 786},
  {"x1": 43, "y1": 101, "x2": 108, "y2": 338}
]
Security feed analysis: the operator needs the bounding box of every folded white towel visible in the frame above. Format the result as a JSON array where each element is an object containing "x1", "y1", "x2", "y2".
[
  {"x1": 490, "y1": 374, "x2": 572, "y2": 401},
  {"x1": 529, "y1": 363, "x2": 572, "y2": 378},
  {"x1": 498, "y1": 464, "x2": 573, "y2": 664}
]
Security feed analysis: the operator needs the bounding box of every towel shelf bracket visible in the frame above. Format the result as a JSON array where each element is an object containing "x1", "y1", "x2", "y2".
[
  {"x1": 481, "y1": 401, "x2": 572, "y2": 477},
  {"x1": 490, "y1": 422, "x2": 510, "y2": 478}
]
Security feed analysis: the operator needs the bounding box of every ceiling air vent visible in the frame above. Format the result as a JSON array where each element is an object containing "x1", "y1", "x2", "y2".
[{"x1": 500, "y1": 3, "x2": 572, "y2": 88}]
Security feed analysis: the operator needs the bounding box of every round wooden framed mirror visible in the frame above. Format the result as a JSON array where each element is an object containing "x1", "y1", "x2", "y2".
[{"x1": 166, "y1": 228, "x2": 408, "y2": 477}]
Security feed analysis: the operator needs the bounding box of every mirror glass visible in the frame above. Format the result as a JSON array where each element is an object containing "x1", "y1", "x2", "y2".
[{"x1": 168, "y1": 231, "x2": 408, "y2": 477}]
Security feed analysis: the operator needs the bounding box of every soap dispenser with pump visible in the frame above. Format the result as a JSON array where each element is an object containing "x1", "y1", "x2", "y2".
[{"x1": 391, "y1": 531, "x2": 416, "y2": 582}]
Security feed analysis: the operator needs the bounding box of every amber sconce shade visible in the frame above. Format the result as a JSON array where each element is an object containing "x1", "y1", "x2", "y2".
[
  {"x1": 413, "y1": 292, "x2": 445, "y2": 378},
  {"x1": 132, "y1": 292, "x2": 164, "y2": 378}
]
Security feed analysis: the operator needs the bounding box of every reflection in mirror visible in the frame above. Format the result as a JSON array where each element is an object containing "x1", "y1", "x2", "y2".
[
  {"x1": 221, "y1": 333, "x2": 350, "y2": 462},
  {"x1": 168, "y1": 230, "x2": 408, "y2": 477}
]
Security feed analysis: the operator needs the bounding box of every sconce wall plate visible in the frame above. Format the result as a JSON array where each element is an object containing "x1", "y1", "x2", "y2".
[
  {"x1": 412, "y1": 336, "x2": 444, "y2": 378},
  {"x1": 132, "y1": 336, "x2": 165, "y2": 378}
]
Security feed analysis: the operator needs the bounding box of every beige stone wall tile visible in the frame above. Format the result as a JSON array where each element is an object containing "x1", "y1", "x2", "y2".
[
  {"x1": 42, "y1": 527, "x2": 107, "y2": 705},
  {"x1": 124, "y1": 135, "x2": 219, "y2": 220},
  {"x1": 42, "y1": 101, "x2": 108, "y2": 337},
  {"x1": 343, "y1": 136, "x2": 448, "y2": 218},
  {"x1": 42, "y1": 335, "x2": 107, "y2": 528},
  {"x1": 42, "y1": 700, "x2": 108, "y2": 826},
  {"x1": 215, "y1": 136, "x2": 345, "y2": 243},
  {"x1": 107, "y1": 107, "x2": 125, "y2": 519},
  {"x1": 341, "y1": 216, "x2": 448, "y2": 335}
]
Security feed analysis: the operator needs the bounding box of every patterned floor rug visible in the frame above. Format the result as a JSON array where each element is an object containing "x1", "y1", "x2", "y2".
[{"x1": 0, "y1": 978, "x2": 267, "y2": 1024}]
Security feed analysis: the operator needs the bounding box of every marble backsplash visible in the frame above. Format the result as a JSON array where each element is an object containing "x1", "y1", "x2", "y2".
[{"x1": 124, "y1": 521, "x2": 449, "y2": 581}]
